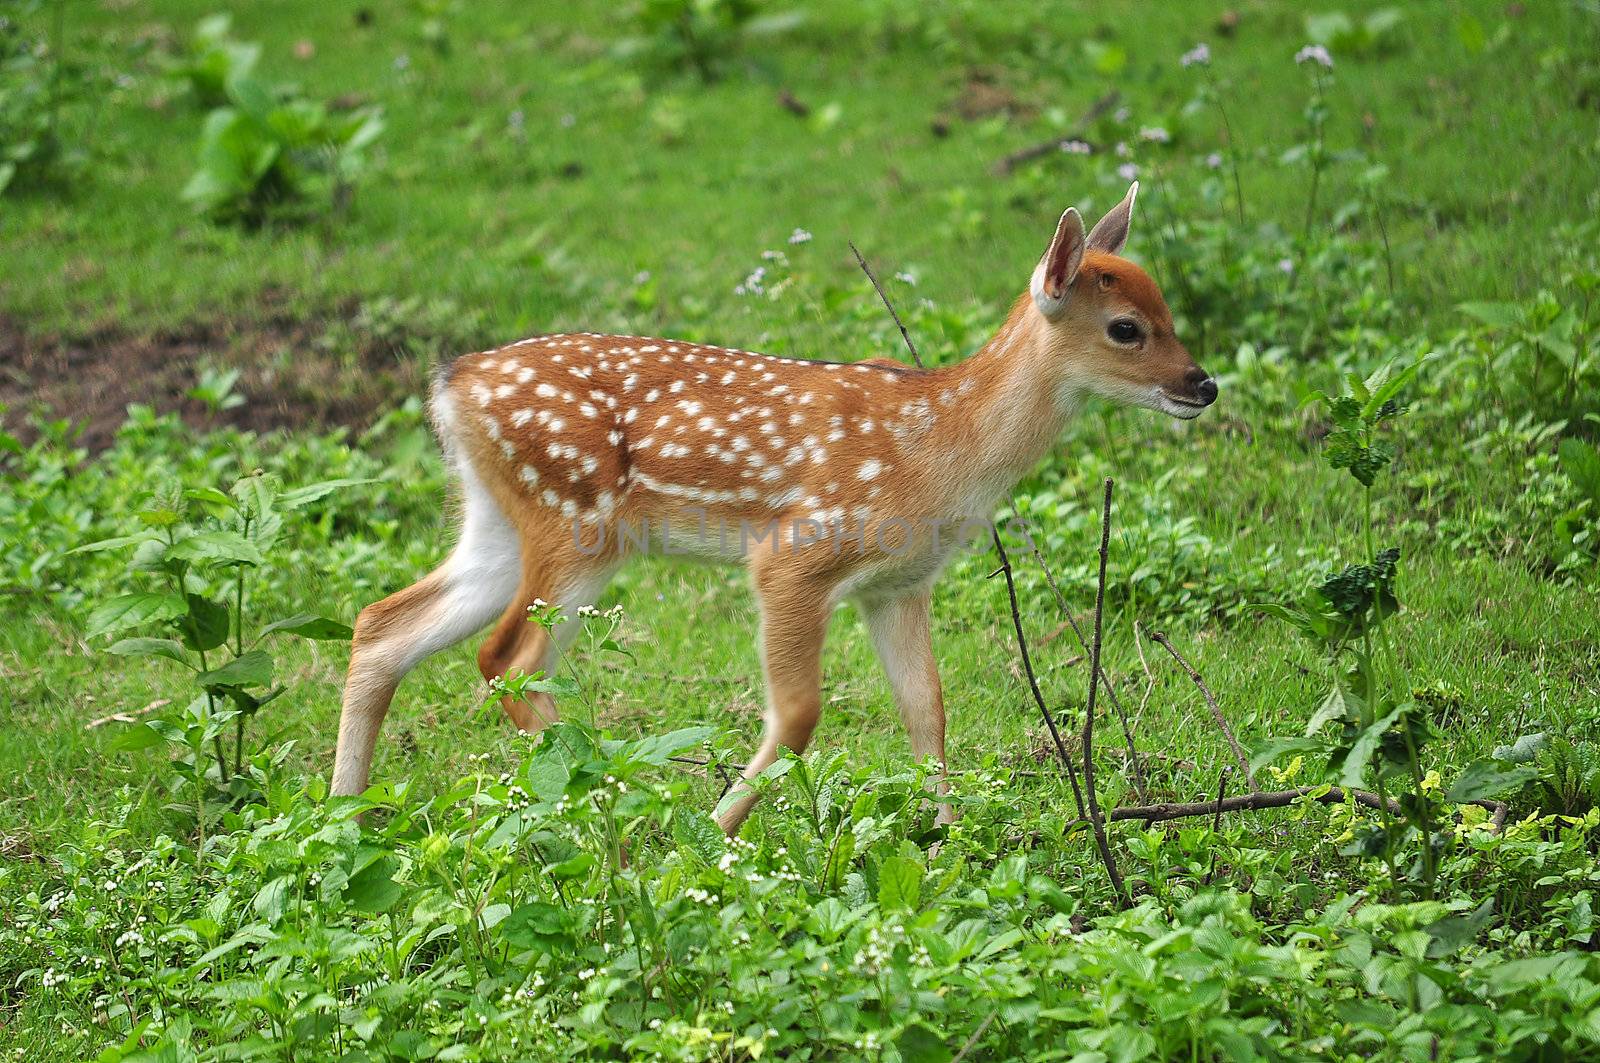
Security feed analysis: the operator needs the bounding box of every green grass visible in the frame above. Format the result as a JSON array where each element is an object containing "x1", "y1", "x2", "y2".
[
  {"x1": 4, "y1": 0, "x2": 1596, "y2": 337},
  {"x1": 3, "y1": 1, "x2": 1600, "y2": 1058}
]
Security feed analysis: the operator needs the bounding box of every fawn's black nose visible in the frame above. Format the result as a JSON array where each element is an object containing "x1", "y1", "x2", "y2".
[{"x1": 1184, "y1": 367, "x2": 1218, "y2": 406}]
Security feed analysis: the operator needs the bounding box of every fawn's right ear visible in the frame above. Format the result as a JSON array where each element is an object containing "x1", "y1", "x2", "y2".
[{"x1": 1031, "y1": 207, "x2": 1086, "y2": 318}]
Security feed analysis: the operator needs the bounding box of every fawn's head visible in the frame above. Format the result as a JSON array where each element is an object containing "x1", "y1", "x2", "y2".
[{"x1": 1028, "y1": 183, "x2": 1217, "y2": 420}]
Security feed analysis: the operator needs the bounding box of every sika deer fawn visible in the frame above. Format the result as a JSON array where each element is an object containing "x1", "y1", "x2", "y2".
[{"x1": 333, "y1": 183, "x2": 1216, "y2": 832}]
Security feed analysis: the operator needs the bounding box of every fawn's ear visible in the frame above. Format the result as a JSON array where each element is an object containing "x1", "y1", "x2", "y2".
[
  {"x1": 1031, "y1": 207, "x2": 1086, "y2": 317},
  {"x1": 1086, "y1": 181, "x2": 1138, "y2": 255}
]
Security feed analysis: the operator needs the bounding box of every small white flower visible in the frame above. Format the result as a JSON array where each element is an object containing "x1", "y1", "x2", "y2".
[
  {"x1": 1059, "y1": 139, "x2": 1091, "y2": 155},
  {"x1": 1295, "y1": 44, "x2": 1333, "y2": 69},
  {"x1": 787, "y1": 227, "x2": 812, "y2": 245},
  {"x1": 1277, "y1": 258, "x2": 1295, "y2": 274},
  {"x1": 1181, "y1": 42, "x2": 1211, "y2": 68},
  {"x1": 1117, "y1": 162, "x2": 1140, "y2": 181},
  {"x1": 1138, "y1": 126, "x2": 1171, "y2": 144},
  {"x1": 894, "y1": 270, "x2": 918, "y2": 286},
  {"x1": 1205, "y1": 152, "x2": 1223, "y2": 169}
]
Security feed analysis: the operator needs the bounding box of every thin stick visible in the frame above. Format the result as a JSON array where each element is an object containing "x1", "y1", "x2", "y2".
[
  {"x1": 849, "y1": 242, "x2": 922, "y2": 369},
  {"x1": 85, "y1": 698, "x2": 170, "y2": 730},
  {"x1": 991, "y1": 527, "x2": 1087, "y2": 819},
  {"x1": 992, "y1": 91, "x2": 1120, "y2": 175},
  {"x1": 1149, "y1": 629, "x2": 1257, "y2": 792},
  {"x1": 1082, "y1": 479, "x2": 1128, "y2": 906},
  {"x1": 1109, "y1": 786, "x2": 1508, "y2": 831},
  {"x1": 1014, "y1": 524, "x2": 1149, "y2": 803},
  {"x1": 1202, "y1": 767, "x2": 1229, "y2": 887},
  {"x1": 951, "y1": 1011, "x2": 998, "y2": 1063}
]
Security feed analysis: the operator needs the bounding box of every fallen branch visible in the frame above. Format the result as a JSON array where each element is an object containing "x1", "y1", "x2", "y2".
[
  {"x1": 1108, "y1": 785, "x2": 1509, "y2": 832},
  {"x1": 1081, "y1": 479, "x2": 1128, "y2": 906},
  {"x1": 1148, "y1": 629, "x2": 1257, "y2": 792},
  {"x1": 991, "y1": 91, "x2": 1119, "y2": 175},
  {"x1": 85, "y1": 698, "x2": 170, "y2": 730}
]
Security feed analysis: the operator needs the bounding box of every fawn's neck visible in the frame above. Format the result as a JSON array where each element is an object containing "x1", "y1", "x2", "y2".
[{"x1": 913, "y1": 295, "x2": 1079, "y2": 515}]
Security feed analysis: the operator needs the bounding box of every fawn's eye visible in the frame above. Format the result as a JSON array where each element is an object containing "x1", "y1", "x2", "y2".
[{"x1": 1107, "y1": 319, "x2": 1142, "y2": 344}]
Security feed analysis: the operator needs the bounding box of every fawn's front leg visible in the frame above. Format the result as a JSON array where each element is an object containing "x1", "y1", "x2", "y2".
[
  {"x1": 860, "y1": 589, "x2": 954, "y2": 825},
  {"x1": 715, "y1": 566, "x2": 830, "y2": 836}
]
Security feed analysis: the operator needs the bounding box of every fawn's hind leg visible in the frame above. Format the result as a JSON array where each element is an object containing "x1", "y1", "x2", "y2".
[
  {"x1": 333, "y1": 472, "x2": 519, "y2": 797},
  {"x1": 476, "y1": 545, "x2": 617, "y2": 732}
]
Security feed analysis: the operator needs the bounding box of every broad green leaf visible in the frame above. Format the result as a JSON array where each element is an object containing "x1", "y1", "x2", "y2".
[
  {"x1": 878, "y1": 854, "x2": 923, "y2": 911},
  {"x1": 1458, "y1": 301, "x2": 1520, "y2": 330},
  {"x1": 179, "y1": 595, "x2": 231, "y2": 652},
  {"x1": 106, "y1": 637, "x2": 192, "y2": 668},
  {"x1": 500, "y1": 901, "x2": 575, "y2": 950},
  {"x1": 69, "y1": 533, "x2": 156, "y2": 556},
  {"x1": 1337, "y1": 704, "x2": 1405, "y2": 788},
  {"x1": 894, "y1": 1022, "x2": 952, "y2": 1063},
  {"x1": 259, "y1": 614, "x2": 353, "y2": 641},
  {"x1": 107, "y1": 722, "x2": 165, "y2": 752},
  {"x1": 1446, "y1": 758, "x2": 1537, "y2": 802},
  {"x1": 85, "y1": 592, "x2": 186, "y2": 639},
  {"x1": 628, "y1": 726, "x2": 716, "y2": 766},
  {"x1": 345, "y1": 856, "x2": 404, "y2": 914},
  {"x1": 1306, "y1": 685, "x2": 1356, "y2": 737},
  {"x1": 1491, "y1": 732, "x2": 1548, "y2": 764},
  {"x1": 165, "y1": 530, "x2": 265, "y2": 567},
  {"x1": 198, "y1": 649, "x2": 274, "y2": 690},
  {"x1": 277, "y1": 478, "x2": 376, "y2": 509},
  {"x1": 1558, "y1": 438, "x2": 1600, "y2": 503}
]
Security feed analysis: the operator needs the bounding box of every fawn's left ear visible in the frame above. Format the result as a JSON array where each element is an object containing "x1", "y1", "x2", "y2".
[
  {"x1": 1086, "y1": 181, "x2": 1138, "y2": 255},
  {"x1": 1031, "y1": 207, "x2": 1086, "y2": 317}
]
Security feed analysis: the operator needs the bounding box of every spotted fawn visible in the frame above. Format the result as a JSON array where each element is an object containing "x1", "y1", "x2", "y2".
[{"x1": 333, "y1": 183, "x2": 1217, "y2": 831}]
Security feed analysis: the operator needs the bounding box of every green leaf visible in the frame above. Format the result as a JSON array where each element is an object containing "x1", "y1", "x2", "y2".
[
  {"x1": 1491, "y1": 732, "x2": 1548, "y2": 764},
  {"x1": 197, "y1": 649, "x2": 274, "y2": 690},
  {"x1": 878, "y1": 854, "x2": 923, "y2": 911},
  {"x1": 500, "y1": 901, "x2": 575, "y2": 950},
  {"x1": 1558, "y1": 438, "x2": 1600, "y2": 503},
  {"x1": 895, "y1": 1022, "x2": 952, "y2": 1063},
  {"x1": 179, "y1": 595, "x2": 231, "y2": 652},
  {"x1": 277, "y1": 478, "x2": 376, "y2": 509},
  {"x1": 107, "y1": 722, "x2": 166, "y2": 752},
  {"x1": 106, "y1": 637, "x2": 192, "y2": 667},
  {"x1": 259, "y1": 614, "x2": 353, "y2": 641},
  {"x1": 1458, "y1": 301, "x2": 1520, "y2": 330},
  {"x1": 1447, "y1": 759, "x2": 1537, "y2": 802},
  {"x1": 1424, "y1": 898, "x2": 1495, "y2": 958},
  {"x1": 86, "y1": 592, "x2": 186, "y2": 639},
  {"x1": 546, "y1": 852, "x2": 596, "y2": 881},
  {"x1": 1306, "y1": 684, "x2": 1357, "y2": 736},
  {"x1": 164, "y1": 530, "x2": 265, "y2": 567},
  {"x1": 1337, "y1": 704, "x2": 1405, "y2": 788},
  {"x1": 69, "y1": 533, "x2": 157, "y2": 556},
  {"x1": 627, "y1": 726, "x2": 717, "y2": 766},
  {"x1": 345, "y1": 856, "x2": 404, "y2": 914}
]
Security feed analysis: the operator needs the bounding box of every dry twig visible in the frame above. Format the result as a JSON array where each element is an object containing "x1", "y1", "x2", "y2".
[
  {"x1": 1149, "y1": 629, "x2": 1257, "y2": 791},
  {"x1": 85, "y1": 698, "x2": 170, "y2": 730},
  {"x1": 991, "y1": 91, "x2": 1120, "y2": 175},
  {"x1": 1081, "y1": 479, "x2": 1128, "y2": 906}
]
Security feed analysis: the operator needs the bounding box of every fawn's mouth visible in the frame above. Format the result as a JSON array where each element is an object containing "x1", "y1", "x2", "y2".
[{"x1": 1157, "y1": 390, "x2": 1209, "y2": 419}]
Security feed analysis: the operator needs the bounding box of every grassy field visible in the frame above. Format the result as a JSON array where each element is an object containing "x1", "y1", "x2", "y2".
[{"x1": 3, "y1": 1, "x2": 1600, "y2": 1059}]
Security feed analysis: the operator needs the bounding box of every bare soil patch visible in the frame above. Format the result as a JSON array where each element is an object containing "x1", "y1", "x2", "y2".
[{"x1": 0, "y1": 302, "x2": 433, "y2": 451}]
